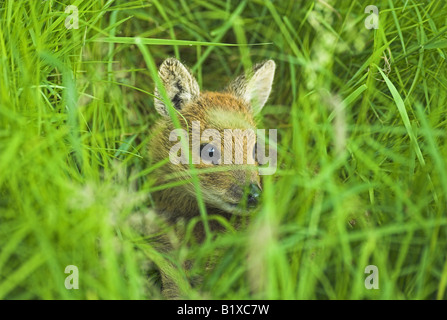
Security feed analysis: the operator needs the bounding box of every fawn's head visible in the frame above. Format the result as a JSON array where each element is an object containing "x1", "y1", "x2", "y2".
[{"x1": 151, "y1": 58, "x2": 275, "y2": 214}]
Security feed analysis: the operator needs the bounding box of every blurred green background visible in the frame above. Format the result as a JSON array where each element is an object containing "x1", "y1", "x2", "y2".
[{"x1": 0, "y1": 0, "x2": 446, "y2": 299}]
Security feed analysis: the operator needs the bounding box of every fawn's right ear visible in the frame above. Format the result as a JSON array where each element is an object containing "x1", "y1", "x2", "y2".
[{"x1": 154, "y1": 58, "x2": 200, "y2": 117}]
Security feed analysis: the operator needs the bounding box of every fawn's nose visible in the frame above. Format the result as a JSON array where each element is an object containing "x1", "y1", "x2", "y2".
[{"x1": 247, "y1": 183, "x2": 261, "y2": 207}]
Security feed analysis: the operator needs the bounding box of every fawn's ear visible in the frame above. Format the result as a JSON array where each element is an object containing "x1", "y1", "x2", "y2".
[
  {"x1": 154, "y1": 58, "x2": 200, "y2": 117},
  {"x1": 226, "y1": 60, "x2": 275, "y2": 114}
]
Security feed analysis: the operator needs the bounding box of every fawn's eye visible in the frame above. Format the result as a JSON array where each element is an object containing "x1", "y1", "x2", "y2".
[{"x1": 200, "y1": 143, "x2": 221, "y2": 165}]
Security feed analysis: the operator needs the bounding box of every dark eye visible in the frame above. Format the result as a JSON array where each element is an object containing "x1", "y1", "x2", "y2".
[{"x1": 200, "y1": 143, "x2": 220, "y2": 165}]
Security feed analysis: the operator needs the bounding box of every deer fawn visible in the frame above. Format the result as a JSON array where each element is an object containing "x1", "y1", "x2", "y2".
[{"x1": 148, "y1": 58, "x2": 275, "y2": 298}]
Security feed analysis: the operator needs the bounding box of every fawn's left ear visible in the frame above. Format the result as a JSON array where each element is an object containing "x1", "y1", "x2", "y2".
[
  {"x1": 226, "y1": 60, "x2": 276, "y2": 114},
  {"x1": 154, "y1": 58, "x2": 200, "y2": 117}
]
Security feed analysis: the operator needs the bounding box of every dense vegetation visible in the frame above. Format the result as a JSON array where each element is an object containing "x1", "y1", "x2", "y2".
[{"x1": 0, "y1": 0, "x2": 446, "y2": 299}]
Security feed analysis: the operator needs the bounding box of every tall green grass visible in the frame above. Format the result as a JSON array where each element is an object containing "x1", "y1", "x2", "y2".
[{"x1": 0, "y1": 0, "x2": 446, "y2": 299}]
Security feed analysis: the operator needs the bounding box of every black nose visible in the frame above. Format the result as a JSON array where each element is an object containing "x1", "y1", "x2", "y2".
[{"x1": 247, "y1": 183, "x2": 261, "y2": 207}]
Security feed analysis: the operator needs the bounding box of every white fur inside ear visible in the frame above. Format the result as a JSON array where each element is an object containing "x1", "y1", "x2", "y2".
[{"x1": 244, "y1": 60, "x2": 275, "y2": 114}]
